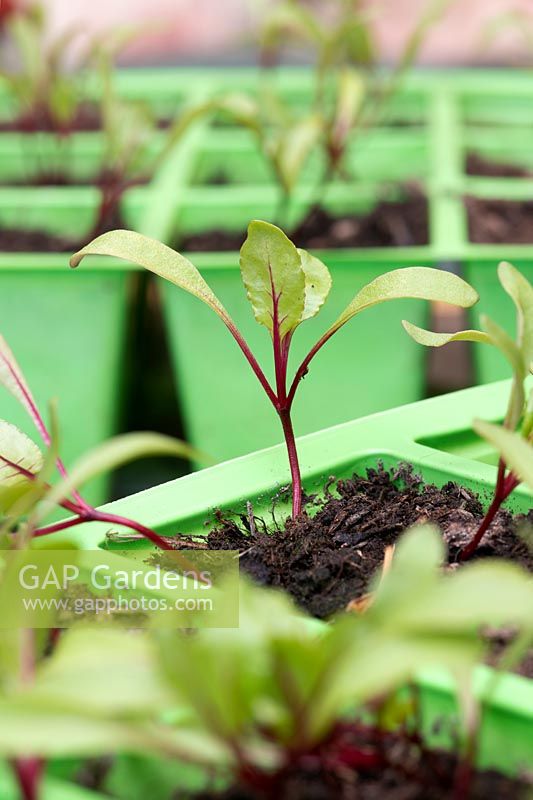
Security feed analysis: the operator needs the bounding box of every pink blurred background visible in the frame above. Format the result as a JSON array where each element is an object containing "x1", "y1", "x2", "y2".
[{"x1": 42, "y1": 0, "x2": 533, "y2": 66}]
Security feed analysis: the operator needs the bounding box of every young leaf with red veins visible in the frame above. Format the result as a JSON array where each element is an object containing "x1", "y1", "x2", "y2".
[{"x1": 0, "y1": 420, "x2": 43, "y2": 513}]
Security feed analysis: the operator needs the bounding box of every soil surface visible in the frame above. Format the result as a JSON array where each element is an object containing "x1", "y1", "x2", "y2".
[
  {"x1": 0, "y1": 104, "x2": 101, "y2": 133},
  {"x1": 179, "y1": 189, "x2": 429, "y2": 252},
  {"x1": 0, "y1": 171, "x2": 151, "y2": 189},
  {"x1": 466, "y1": 152, "x2": 532, "y2": 179},
  {"x1": 0, "y1": 215, "x2": 129, "y2": 252},
  {"x1": 0, "y1": 228, "x2": 81, "y2": 252},
  {"x1": 0, "y1": 172, "x2": 78, "y2": 188},
  {"x1": 188, "y1": 724, "x2": 531, "y2": 800},
  {"x1": 466, "y1": 196, "x2": 533, "y2": 244},
  {"x1": 192, "y1": 767, "x2": 529, "y2": 800},
  {"x1": 204, "y1": 465, "x2": 532, "y2": 621}
]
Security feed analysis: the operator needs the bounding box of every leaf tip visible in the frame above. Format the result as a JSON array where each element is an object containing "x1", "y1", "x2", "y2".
[{"x1": 69, "y1": 251, "x2": 83, "y2": 269}]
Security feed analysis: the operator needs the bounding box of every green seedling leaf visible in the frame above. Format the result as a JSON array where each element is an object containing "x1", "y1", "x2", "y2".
[
  {"x1": 48, "y1": 76, "x2": 78, "y2": 127},
  {"x1": 474, "y1": 419, "x2": 533, "y2": 492},
  {"x1": 401, "y1": 321, "x2": 491, "y2": 348},
  {"x1": 337, "y1": 18, "x2": 375, "y2": 65},
  {"x1": 1, "y1": 401, "x2": 61, "y2": 540},
  {"x1": 481, "y1": 314, "x2": 525, "y2": 378},
  {"x1": 0, "y1": 703, "x2": 152, "y2": 757},
  {"x1": 402, "y1": 270, "x2": 530, "y2": 432},
  {"x1": 402, "y1": 314, "x2": 525, "y2": 416},
  {"x1": 369, "y1": 525, "x2": 445, "y2": 617},
  {"x1": 330, "y1": 68, "x2": 364, "y2": 155},
  {"x1": 522, "y1": 388, "x2": 533, "y2": 438},
  {"x1": 481, "y1": 314, "x2": 526, "y2": 429},
  {"x1": 30, "y1": 627, "x2": 170, "y2": 715},
  {"x1": 0, "y1": 420, "x2": 43, "y2": 512},
  {"x1": 498, "y1": 261, "x2": 533, "y2": 367},
  {"x1": 70, "y1": 231, "x2": 231, "y2": 325},
  {"x1": 274, "y1": 114, "x2": 323, "y2": 194},
  {"x1": 298, "y1": 249, "x2": 332, "y2": 321},
  {"x1": 37, "y1": 431, "x2": 205, "y2": 516},
  {"x1": 325, "y1": 267, "x2": 478, "y2": 338},
  {"x1": 239, "y1": 221, "x2": 305, "y2": 338},
  {"x1": 7, "y1": 14, "x2": 42, "y2": 88},
  {"x1": 415, "y1": 558, "x2": 533, "y2": 633},
  {"x1": 48, "y1": 23, "x2": 85, "y2": 71},
  {"x1": 395, "y1": 0, "x2": 452, "y2": 77},
  {"x1": 87, "y1": 23, "x2": 143, "y2": 66},
  {"x1": 374, "y1": 527, "x2": 533, "y2": 633},
  {"x1": 212, "y1": 93, "x2": 261, "y2": 132},
  {"x1": 260, "y1": 0, "x2": 324, "y2": 52}
]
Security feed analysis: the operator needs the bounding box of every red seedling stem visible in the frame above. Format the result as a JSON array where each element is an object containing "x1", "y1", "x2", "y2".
[
  {"x1": 220, "y1": 272, "x2": 305, "y2": 519},
  {"x1": 2, "y1": 453, "x2": 176, "y2": 552},
  {"x1": 11, "y1": 630, "x2": 44, "y2": 800},
  {"x1": 11, "y1": 758, "x2": 43, "y2": 800},
  {"x1": 220, "y1": 272, "x2": 345, "y2": 520},
  {"x1": 460, "y1": 457, "x2": 520, "y2": 561},
  {"x1": 32, "y1": 504, "x2": 176, "y2": 552}
]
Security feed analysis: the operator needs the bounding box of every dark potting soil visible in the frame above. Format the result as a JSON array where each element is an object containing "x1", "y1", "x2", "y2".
[
  {"x1": 191, "y1": 764, "x2": 528, "y2": 800},
  {"x1": 466, "y1": 196, "x2": 533, "y2": 244},
  {"x1": 0, "y1": 172, "x2": 77, "y2": 188},
  {"x1": 465, "y1": 152, "x2": 532, "y2": 179},
  {"x1": 0, "y1": 104, "x2": 101, "y2": 133},
  {"x1": 205, "y1": 169, "x2": 231, "y2": 186},
  {"x1": 179, "y1": 190, "x2": 429, "y2": 252},
  {"x1": 0, "y1": 170, "x2": 151, "y2": 189},
  {"x1": 201, "y1": 465, "x2": 532, "y2": 622},
  {"x1": 0, "y1": 228, "x2": 80, "y2": 252},
  {"x1": 188, "y1": 725, "x2": 531, "y2": 800},
  {"x1": 0, "y1": 212, "x2": 128, "y2": 252}
]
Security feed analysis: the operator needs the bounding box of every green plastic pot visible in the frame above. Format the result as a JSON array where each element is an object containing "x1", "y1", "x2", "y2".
[
  {"x1": 0, "y1": 186, "x2": 148, "y2": 505},
  {"x1": 0, "y1": 133, "x2": 167, "y2": 185},
  {"x1": 426, "y1": 75, "x2": 533, "y2": 385},
  {"x1": 189, "y1": 127, "x2": 430, "y2": 187},
  {"x1": 48, "y1": 380, "x2": 532, "y2": 775}
]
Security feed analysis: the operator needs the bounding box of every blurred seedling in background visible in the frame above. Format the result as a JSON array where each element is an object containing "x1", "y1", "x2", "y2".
[
  {"x1": 201, "y1": 90, "x2": 325, "y2": 223},
  {"x1": 72, "y1": 220, "x2": 478, "y2": 520},
  {"x1": 89, "y1": 46, "x2": 202, "y2": 237},
  {"x1": 403, "y1": 262, "x2": 533, "y2": 560},
  {"x1": 208, "y1": 0, "x2": 451, "y2": 222},
  {"x1": 0, "y1": 2, "x2": 99, "y2": 134},
  {"x1": 478, "y1": 8, "x2": 533, "y2": 61},
  {"x1": 0, "y1": 7, "x2": 196, "y2": 231}
]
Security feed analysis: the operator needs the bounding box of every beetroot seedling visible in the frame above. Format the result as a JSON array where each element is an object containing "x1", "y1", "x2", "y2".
[
  {"x1": 72, "y1": 220, "x2": 478, "y2": 520},
  {"x1": 89, "y1": 50, "x2": 206, "y2": 236},
  {"x1": 255, "y1": 0, "x2": 450, "y2": 199},
  {"x1": 403, "y1": 261, "x2": 533, "y2": 559}
]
